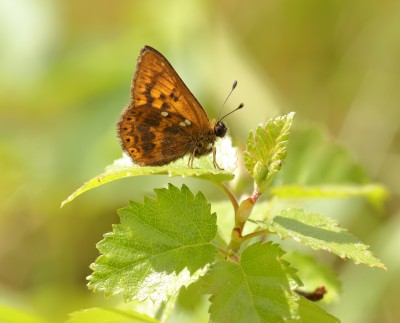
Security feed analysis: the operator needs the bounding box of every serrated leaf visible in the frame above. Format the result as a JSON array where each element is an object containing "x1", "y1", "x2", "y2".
[
  {"x1": 284, "y1": 252, "x2": 341, "y2": 303},
  {"x1": 269, "y1": 184, "x2": 388, "y2": 211},
  {"x1": 66, "y1": 307, "x2": 158, "y2": 323},
  {"x1": 244, "y1": 112, "x2": 294, "y2": 193},
  {"x1": 266, "y1": 209, "x2": 386, "y2": 269},
  {"x1": 205, "y1": 242, "x2": 301, "y2": 323},
  {"x1": 88, "y1": 184, "x2": 217, "y2": 302},
  {"x1": 289, "y1": 297, "x2": 340, "y2": 323},
  {"x1": 61, "y1": 137, "x2": 236, "y2": 207}
]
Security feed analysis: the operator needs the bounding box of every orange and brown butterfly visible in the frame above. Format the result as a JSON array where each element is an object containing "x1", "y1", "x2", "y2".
[{"x1": 117, "y1": 45, "x2": 242, "y2": 169}]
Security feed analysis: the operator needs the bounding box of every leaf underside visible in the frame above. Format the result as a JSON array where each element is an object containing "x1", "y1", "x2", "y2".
[
  {"x1": 261, "y1": 208, "x2": 386, "y2": 269},
  {"x1": 61, "y1": 137, "x2": 236, "y2": 207}
]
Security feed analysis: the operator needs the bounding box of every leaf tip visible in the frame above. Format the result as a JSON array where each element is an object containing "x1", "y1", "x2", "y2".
[{"x1": 60, "y1": 196, "x2": 72, "y2": 208}]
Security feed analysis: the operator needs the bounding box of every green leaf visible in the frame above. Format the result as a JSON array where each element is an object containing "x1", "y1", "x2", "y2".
[
  {"x1": 205, "y1": 242, "x2": 301, "y2": 323},
  {"x1": 244, "y1": 112, "x2": 295, "y2": 193},
  {"x1": 61, "y1": 137, "x2": 236, "y2": 207},
  {"x1": 267, "y1": 208, "x2": 386, "y2": 269},
  {"x1": 88, "y1": 184, "x2": 218, "y2": 302},
  {"x1": 289, "y1": 297, "x2": 340, "y2": 323},
  {"x1": 269, "y1": 184, "x2": 388, "y2": 211},
  {"x1": 66, "y1": 307, "x2": 158, "y2": 323},
  {"x1": 284, "y1": 252, "x2": 341, "y2": 303}
]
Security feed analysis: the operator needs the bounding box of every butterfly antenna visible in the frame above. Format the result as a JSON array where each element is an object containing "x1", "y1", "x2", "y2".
[
  {"x1": 217, "y1": 80, "x2": 238, "y2": 121},
  {"x1": 219, "y1": 102, "x2": 244, "y2": 122}
]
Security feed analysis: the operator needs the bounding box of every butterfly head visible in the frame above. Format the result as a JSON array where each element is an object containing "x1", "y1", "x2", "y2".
[
  {"x1": 214, "y1": 121, "x2": 228, "y2": 138},
  {"x1": 214, "y1": 102, "x2": 244, "y2": 139}
]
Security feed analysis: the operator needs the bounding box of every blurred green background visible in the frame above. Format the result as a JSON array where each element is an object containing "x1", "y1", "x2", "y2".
[{"x1": 1, "y1": 0, "x2": 399, "y2": 322}]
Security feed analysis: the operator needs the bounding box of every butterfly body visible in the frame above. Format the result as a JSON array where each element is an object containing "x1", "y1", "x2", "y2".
[{"x1": 118, "y1": 46, "x2": 227, "y2": 167}]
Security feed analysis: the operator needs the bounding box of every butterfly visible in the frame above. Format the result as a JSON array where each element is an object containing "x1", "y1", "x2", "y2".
[{"x1": 117, "y1": 45, "x2": 242, "y2": 169}]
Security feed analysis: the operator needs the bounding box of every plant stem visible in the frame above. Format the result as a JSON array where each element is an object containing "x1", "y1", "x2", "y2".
[
  {"x1": 251, "y1": 185, "x2": 261, "y2": 203},
  {"x1": 216, "y1": 246, "x2": 228, "y2": 257},
  {"x1": 217, "y1": 183, "x2": 239, "y2": 211},
  {"x1": 215, "y1": 244, "x2": 241, "y2": 262},
  {"x1": 241, "y1": 229, "x2": 271, "y2": 242},
  {"x1": 227, "y1": 184, "x2": 265, "y2": 254}
]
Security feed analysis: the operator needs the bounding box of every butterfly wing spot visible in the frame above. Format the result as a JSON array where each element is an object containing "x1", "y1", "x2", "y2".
[
  {"x1": 184, "y1": 119, "x2": 191, "y2": 126},
  {"x1": 144, "y1": 84, "x2": 154, "y2": 104},
  {"x1": 164, "y1": 126, "x2": 180, "y2": 135},
  {"x1": 179, "y1": 121, "x2": 186, "y2": 127},
  {"x1": 161, "y1": 102, "x2": 170, "y2": 111},
  {"x1": 141, "y1": 131, "x2": 155, "y2": 143},
  {"x1": 169, "y1": 91, "x2": 179, "y2": 102},
  {"x1": 143, "y1": 116, "x2": 161, "y2": 127},
  {"x1": 161, "y1": 111, "x2": 169, "y2": 117},
  {"x1": 142, "y1": 142, "x2": 156, "y2": 154}
]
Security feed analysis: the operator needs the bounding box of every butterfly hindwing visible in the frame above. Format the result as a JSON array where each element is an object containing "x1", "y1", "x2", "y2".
[{"x1": 119, "y1": 104, "x2": 198, "y2": 166}]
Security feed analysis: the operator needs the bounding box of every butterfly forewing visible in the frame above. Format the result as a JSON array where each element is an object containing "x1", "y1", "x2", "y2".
[{"x1": 132, "y1": 46, "x2": 210, "y2": 128}]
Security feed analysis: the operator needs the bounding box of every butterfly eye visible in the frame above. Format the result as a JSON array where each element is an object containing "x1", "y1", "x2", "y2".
[{"x1": 214, "y1": 121, "x2": 227, "y2": 138}]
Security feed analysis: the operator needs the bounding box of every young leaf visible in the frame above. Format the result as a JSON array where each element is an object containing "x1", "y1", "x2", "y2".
[
  {"x1": 244, "y1": 112, "x2": 294, "y2": 193},
  {"x1": 66, "y1": 307, "x2": 158, "y2": 323},
  {"x1": 266, "y1": 208, "x2": 386, "y2": 269},
  {"x1": 205, "y1": 242, "x2": 301, "y2": 323},
  {"x1": 61, "y1": 136, "x2": 236, "y2": 207},
  {"x1": 88, "y1": 184, "x2": 218, "y2": 302}
]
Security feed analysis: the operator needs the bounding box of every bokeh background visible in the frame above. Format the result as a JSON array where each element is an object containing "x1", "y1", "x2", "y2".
[{"x1": 1, "y1": 0, "x2": 400, "y2": 322}]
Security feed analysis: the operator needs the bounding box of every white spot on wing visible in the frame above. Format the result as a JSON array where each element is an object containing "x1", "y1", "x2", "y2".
[
  {"x1": 161, "y1": 111, "x2": 168, "y2": 117},
  {"x1": 184, "y1": 119, "x2": 191, "y2": 126},
  {"x1": 179, "y1": 122, "x2": 186, "y2": 127}
]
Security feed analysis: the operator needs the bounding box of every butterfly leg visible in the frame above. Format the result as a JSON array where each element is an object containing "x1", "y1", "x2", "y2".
[
  {"x1": 212, "y1": 146, "x2": 224, "y2": 170},
  {"x1": 188, "y1": 149, "x2": 196, "y2": 168}
]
